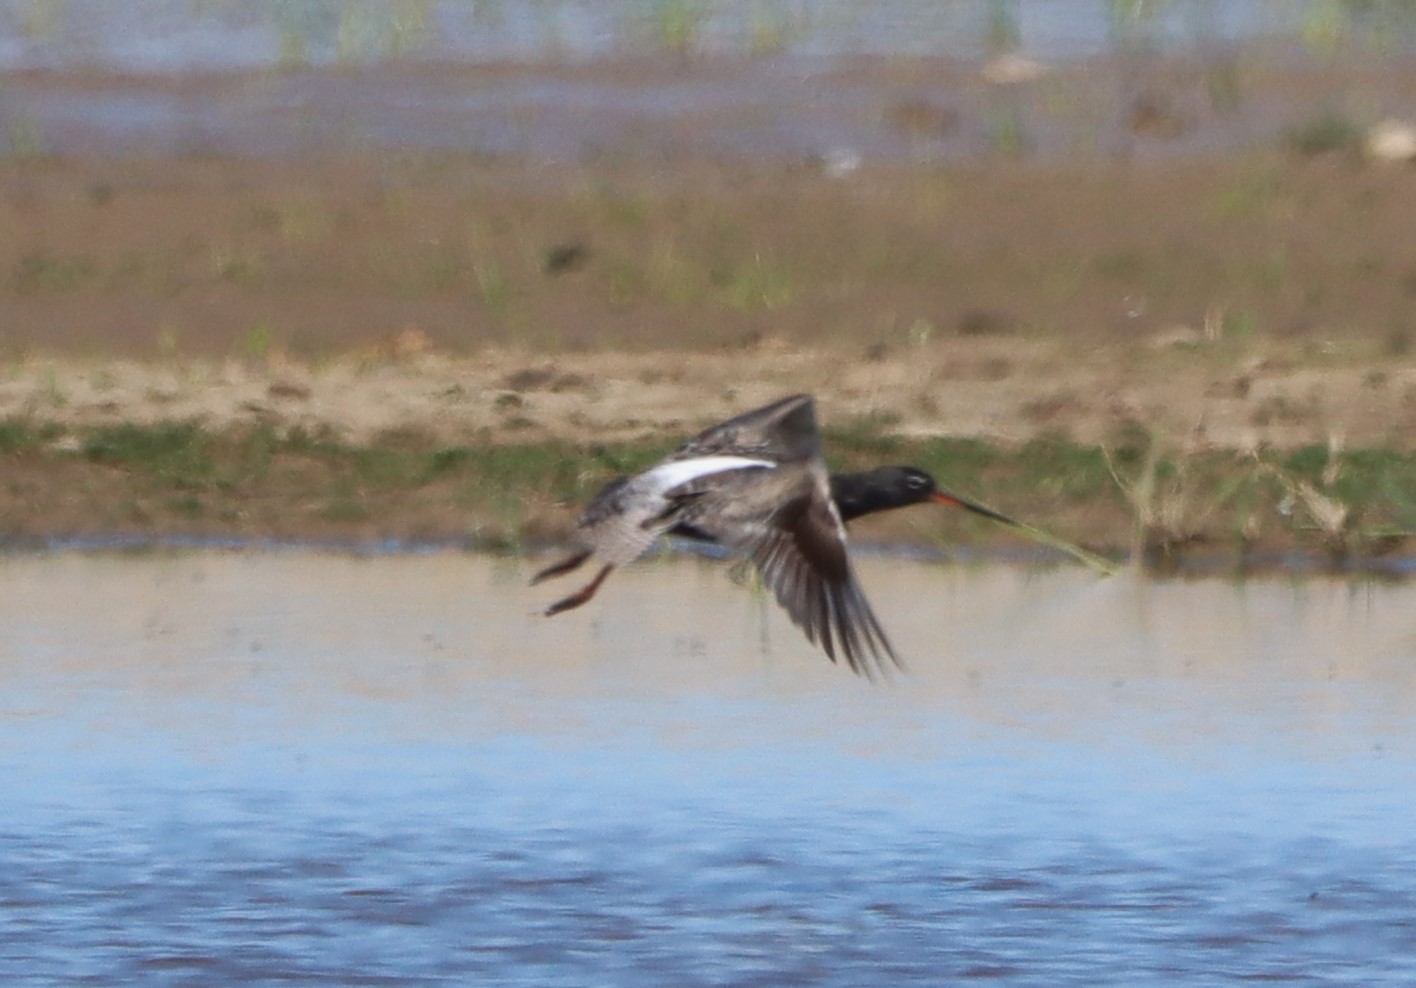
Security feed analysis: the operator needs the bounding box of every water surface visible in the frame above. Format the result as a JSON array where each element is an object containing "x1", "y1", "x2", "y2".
[
  {"x1": 7, "y1": 0, "x2": 1409, "y2": 162},
  {"x1": 0, "y1": 0, "x2": 1303, "y2": 71},
  {"x1": 3, "y1": 551, "x2": 1416, "y2": 985}
]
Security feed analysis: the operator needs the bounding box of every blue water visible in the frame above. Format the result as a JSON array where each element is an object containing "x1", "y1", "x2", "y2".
[
  {"x1": 3, "y1": 552, "x2": 1416, "y2": 985},
  {"x1": 7, "y1": 0, "x2": 1410, "y2": 162},
  {"x1": 0, "y1": 0, "x2": 1299, "y2": 72}
]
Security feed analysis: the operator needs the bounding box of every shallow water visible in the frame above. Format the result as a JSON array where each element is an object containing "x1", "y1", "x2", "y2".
[
  {"x1": 0, "y1": 0, "x2": 1298, "y2": 71},
  {"x1": 3, "y1": 550, "x2": 1416, "y2": 985},
  {"x1": 7, "y1": 0, "x2": 1405, "y2": 164}
]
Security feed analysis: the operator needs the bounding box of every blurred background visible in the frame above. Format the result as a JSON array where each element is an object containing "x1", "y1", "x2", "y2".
[{"x1": 7, "y1": 9, "x2": 1416, "y2": 985}]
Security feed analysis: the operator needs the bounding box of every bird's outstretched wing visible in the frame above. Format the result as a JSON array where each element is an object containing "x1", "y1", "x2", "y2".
[
  {"x1": 744, "y1": 493, "x2": 899, "y2": 678},
  {"x1": 672, "y1": 394, "x2": 820, "y2": 463},
  {"x1": 682, "y1": 468, "x2": 899, "y2": 678},
  {"x1": 667, "y1": 395, "x2": 898, "y2": 676}
]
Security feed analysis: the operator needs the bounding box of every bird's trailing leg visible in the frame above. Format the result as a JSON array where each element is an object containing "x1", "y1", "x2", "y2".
[
  {"x1": 530, "y1": 550, "x2": 591, "y2": 586},
  {"x1": 543, "y1": 564, "x2": 615, "y2": 616}
]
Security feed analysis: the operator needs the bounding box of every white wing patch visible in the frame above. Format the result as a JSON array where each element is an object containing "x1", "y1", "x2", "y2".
[{"x1": 644, "y1": 456, "x2": 774, "y2": 493}]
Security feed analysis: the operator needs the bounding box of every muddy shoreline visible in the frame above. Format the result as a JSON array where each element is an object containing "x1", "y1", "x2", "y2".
[{"x1": 0, "y1": 349, "x2": 1412, "y2": 569}]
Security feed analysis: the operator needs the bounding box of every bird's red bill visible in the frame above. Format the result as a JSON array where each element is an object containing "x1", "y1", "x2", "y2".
[{"x1": 930, "y1": 491, "x2": 1020, "y2": 527}]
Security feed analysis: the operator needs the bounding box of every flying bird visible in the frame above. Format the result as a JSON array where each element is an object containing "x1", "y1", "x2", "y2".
[{"x1": 531, "y1": 394, "x2": 1016, "y2": 676}]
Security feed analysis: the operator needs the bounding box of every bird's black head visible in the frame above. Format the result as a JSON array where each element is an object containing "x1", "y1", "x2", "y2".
[
  {"x1": 873, "y1": 466, "x2": 942, "y2": 509},
  {"x1": 830, "y1": 466, "x2": 940, "y2": 521},
  {"x1": 892, "y1": 466, "x2": 939, "y2": 502},
  {"x1": 830, "y1": 465, "x2": 1019, "y2": 526}
]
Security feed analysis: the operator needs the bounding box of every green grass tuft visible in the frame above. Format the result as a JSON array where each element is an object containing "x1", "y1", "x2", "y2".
[
  {"x1": 2, "y1": 415, "x2": 1416, "y2": 567},
  {"x1": 1282, "y1": 110, "x2": 1364, "y2": 156},
  {"x1": 0, "y1": 418, "x2": 62, "y2": 454},
  {"x1": 81, "y1": 422, "x2": 216, "y2": 489}
]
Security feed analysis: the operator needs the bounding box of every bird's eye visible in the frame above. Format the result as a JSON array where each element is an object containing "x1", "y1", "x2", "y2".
[{"x1": 907, "y1": 475, "x2": 926, "y2": 489}]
